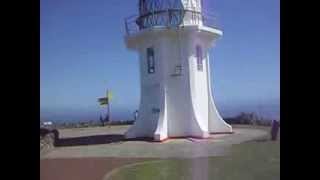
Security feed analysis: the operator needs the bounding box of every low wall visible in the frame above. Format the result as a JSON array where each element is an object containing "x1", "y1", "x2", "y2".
[{"x1": 40, "y1": 129, "x2": 59, "y2": 155}]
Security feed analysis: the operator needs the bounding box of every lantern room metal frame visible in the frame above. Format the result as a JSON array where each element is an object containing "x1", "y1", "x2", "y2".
[{"x1": 125, "y1": 0, "x2": 220, "y2": 35}]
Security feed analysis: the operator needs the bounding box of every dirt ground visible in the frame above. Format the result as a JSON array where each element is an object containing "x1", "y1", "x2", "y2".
[{"x1": 40, "y1": 157, "x2": 155, "y2": 180}]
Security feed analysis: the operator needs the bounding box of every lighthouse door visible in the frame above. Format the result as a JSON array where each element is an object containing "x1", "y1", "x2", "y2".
[{"x1": 144, "y1": 83, "x2": 161, "y2": 133}]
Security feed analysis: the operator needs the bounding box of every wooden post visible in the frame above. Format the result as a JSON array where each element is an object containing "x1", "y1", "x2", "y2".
[
  {"x1": 270, "y1": 120, "x2": 279, "y2": 141},
  {"x1": 107, "y1": 89, "x2": 110, "y2": 124}
]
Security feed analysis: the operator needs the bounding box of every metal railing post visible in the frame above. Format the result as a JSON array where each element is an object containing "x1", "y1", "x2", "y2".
[
  {"x1": 124, "y1": 9, "x2": 220, "y2": 36},
  {"x1": 125, "y1": 18, "x2": 129, "y2": 35}
]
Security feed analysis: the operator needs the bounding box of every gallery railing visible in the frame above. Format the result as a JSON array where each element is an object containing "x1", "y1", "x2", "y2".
[{"x1": 125, "y1": 10, "x2": 220, "y2": 36}]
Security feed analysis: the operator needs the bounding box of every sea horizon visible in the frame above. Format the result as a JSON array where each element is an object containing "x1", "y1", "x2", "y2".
[{"x1": 40, "y1": 101, "x2": 280, "y2": 123}]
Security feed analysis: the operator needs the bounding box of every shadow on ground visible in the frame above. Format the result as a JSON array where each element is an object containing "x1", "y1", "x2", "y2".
[{"x1": 55, "y1": 134, "x2": 154, "y2": 147}]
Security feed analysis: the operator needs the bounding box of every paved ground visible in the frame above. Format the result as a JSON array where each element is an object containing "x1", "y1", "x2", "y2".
[
  {"x1": 42, "y1": 125, "x2": 269, "y2": 159},
  {"x1": 40, "y1": 125, "x2": 271, "y2": 180}
]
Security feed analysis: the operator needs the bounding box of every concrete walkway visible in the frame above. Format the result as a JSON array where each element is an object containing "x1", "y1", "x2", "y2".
[{"x1": 42, "y1": 125, "x2": 269, "y2": 159}]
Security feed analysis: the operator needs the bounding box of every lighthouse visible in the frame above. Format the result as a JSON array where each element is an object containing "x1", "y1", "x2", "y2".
[{"x1": 124, "y1": 0, "x2": 232, "y2": 141}]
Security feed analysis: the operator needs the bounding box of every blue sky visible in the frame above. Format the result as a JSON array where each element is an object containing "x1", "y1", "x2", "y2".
[{"x1": 40, "y1": 0, "x2": 279, "y2": 121}]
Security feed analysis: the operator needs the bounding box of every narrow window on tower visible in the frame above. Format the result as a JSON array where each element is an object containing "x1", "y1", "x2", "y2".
[
  {"x1": 147, "y1": 47, "x2": 155, "y2": 74},
  {"x1": 196, "y1": 45, "x2": 203, "y2": 71}
]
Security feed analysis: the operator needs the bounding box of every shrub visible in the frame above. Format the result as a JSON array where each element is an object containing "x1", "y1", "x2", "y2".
[{"x1": 225, "y1": 112, "x2": 275, "y2": 126}]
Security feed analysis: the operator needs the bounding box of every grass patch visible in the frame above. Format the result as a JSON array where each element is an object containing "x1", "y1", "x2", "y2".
[{"x1": 108, "y1": 140, "x2": 280, "y2": 180}]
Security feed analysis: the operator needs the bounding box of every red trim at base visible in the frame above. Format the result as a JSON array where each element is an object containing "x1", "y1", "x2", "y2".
[
  {"x1": 210, "y1": 131, "x2": 234, "y2": 135},
  {"x1": 127, "y1": 132, "x2": 234, "y2": 143},
  {"x1": 156, "y1": 135, "x2": 215, "y2": 143}
]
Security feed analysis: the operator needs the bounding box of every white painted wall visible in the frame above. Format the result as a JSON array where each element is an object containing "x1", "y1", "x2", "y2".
[
  {"x1": 206, "y1": 53, "x2": 233, "y2": 133},
  {"x1": 124, "y1": 25, "x2": 232, "y2": 141}
]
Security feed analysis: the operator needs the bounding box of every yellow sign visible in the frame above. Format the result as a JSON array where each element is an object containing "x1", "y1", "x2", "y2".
[
  {"x1": 98, "y1": 97, "x2": 108, "y2": 105},
  {"x1": 98, "y1": 90, "x2": 113, "y2": 107},
  {"x1": 107, "y1": 91, "x2": 113, "y2": 101}
]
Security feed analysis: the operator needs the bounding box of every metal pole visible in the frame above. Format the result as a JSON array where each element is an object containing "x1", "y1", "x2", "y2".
[{"x1": 107, "y1": 89, "x2": 110, "y2": 123}]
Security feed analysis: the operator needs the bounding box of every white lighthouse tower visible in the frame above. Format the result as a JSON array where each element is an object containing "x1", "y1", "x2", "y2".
[{"x1": 124, "y1": 0, "x2": 232, "y2": 141}]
